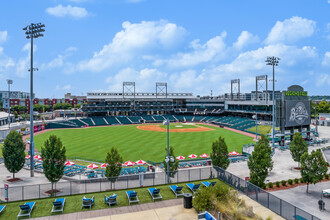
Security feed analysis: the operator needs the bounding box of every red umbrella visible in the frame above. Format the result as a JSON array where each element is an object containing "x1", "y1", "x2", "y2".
[
  {"x1": 123, "y1": 161, "x2": 135, "y2": 166},
  {"x1": 176, "y1": 155, "x2": 185, "y2": 160},
  {"x1": 229, "y1": 151, "x2": 239, "y2": 156},
  {"x1": 25, "y1": 155, "x2": 31, "y2": 159},
  {"x1": 188, "y1": 154, "x2": 197, "y2": 159},
  {"x1": 87, "y1": 163, "x2": 99, "y2": 169},
  {"x1": 101, "y1": 163, "x2": 108, "y2": 168},
  {"x1": 34, "y1": 155, "x2": 42, "y2": 160},
  {"x1": 65, "y1": 160, "x2": 75, "y2": 166},
  {"x1": 200, "y1": 153, "x2": 210, "y2": 158},
  {"x1": 135, "y1": 160, "x2": 147, "y2": 165}
]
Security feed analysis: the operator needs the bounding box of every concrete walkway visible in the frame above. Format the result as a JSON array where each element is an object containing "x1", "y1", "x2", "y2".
[{"x1": 31, "y1": 193, "x2": 285, "y2": 220}]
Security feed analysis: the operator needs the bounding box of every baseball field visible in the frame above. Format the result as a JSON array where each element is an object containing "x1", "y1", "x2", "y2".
[{"x1": 33, "y1": 123, "x2": 253, "y2": 162}]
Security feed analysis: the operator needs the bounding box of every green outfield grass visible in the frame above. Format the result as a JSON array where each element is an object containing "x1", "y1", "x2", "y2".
[
  {"x1": 34, "y1": 124, "x2": 253, "y2": 162},
  {"x1": 159, "y1": 123, "x2": 198, "y2": 129},
  {"x1": 247, "y1": 125, "x2": 272, "y2": 136}
]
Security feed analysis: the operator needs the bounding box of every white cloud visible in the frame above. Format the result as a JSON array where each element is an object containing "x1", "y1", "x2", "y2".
[
  {"x1": 233, "y1": 31, "x2": 259, "y2": 50},
  {"x1": 56, "y1": 84, "x2": 72, "y2": 90},
  {"x1": 0, "y1": 30, "x2": 8, "y2": 44},
  {"x1": 76, "y1": 20, "x2": 187, "y2": 72},
  {"x1": 41, "y1": 47, "x2": 77, "y2": 70},
  {"x1": 322, "y1": 52, "x2": 330, "y2": 66},
  {"x1": 316, "y1": 74, "x2": 330, "y2": 86},
  {"x1": 46, "y1": 4, "x2": 88, "y2": 19},
  {"x1": 106, "y1": 67, "x2": 167, "y2": 91},
  {"x1": 0, "y1": 47, "x2": 15, "y2": 72},
  {"x1": 154, "y1": 31, "x2": 227, "y2": 68},
  {"x1": 264, "y1": 16, "x2": 316, "y2": 44}
]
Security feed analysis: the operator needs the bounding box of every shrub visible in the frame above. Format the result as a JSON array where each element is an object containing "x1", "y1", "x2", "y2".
[
  {"x1": 281, "y1": 180, "x2": 286, "y2": 186},
  {"x1": 268, "y1": 182, "x2": 273, "y2": 188},
  {"x1": 294, "y1": 178, "x2": 299, "y2": 184},
  {"x1": 325, "y1": 174, "x2": 329, "y2": 179},
  {"x1": 300, "y1": 178, "x2": 305, "y2": 183},
  {"x1": 288, "y1": 179, "x2": 293, "y2": 185},
  {"x1": 192, "y1": 186, "x2": 214, "y2": 212},
  {"x1": 275, "y1": 181, "x2": 280, "y2": 187}
]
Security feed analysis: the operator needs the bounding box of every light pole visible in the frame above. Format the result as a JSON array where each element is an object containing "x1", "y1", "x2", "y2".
[
  {"x1": 265, "y1": 56, "x2": 280, "y2": 148},
  {"x1": 315, "y1": 107, "x2": 318, "y2": 133},
  {"x1": 23, "y1": 23, "x2": 45, "y2": 177},
  {"x1": 163, "y1": 118, "x2": 172, "y2": 184},
  {"x1": 255, "y1": 106, "x2": 258, "y2": 142},
  {"x1": 6, "y1": 79, "x2": 13, "y2": 128}
]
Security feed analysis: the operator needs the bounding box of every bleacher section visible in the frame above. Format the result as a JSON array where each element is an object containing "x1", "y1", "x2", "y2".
[
  {"x1": 141, "y1": 115, "x2": 155, "y2": 123},
  {"x1": 105, "y1": 116, "x2": 120, "y2": 125},
  {"x1": 92, "y1": 117, "x2": 108, "y2": 126},
  {"x1": 153, "y1": 115, "x2": 165, "y2": 122},
  {"x1": 45, "y1": 115, "x2": 255, "y2": 133},
  {"x1": 116, "y1": 116, "x2": 132, "y2": 124},
  {"x1": 128, "y1": 116, "x2": 142, "y2": 124}
]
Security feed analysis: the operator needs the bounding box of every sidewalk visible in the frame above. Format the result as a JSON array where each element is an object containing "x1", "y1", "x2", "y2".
[{"x1": 32, "y1": 194, "x2": 284, "y2": 220}]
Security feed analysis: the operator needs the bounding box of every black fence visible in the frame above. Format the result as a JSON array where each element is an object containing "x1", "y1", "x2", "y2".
[
  {"x1": 215, "y1": 167, "x2": 321, "y2": 220},
  {"x1": 0, "y1": 166, "x2": 215, "y2": 202}
]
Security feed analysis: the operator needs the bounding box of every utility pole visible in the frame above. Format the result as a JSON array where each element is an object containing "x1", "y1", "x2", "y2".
[
  {"x1": 265, "y1": 56, "x2": 280, "y2": 148},
  {"x1": 23, "y1": 23, "x2": 45, "y2": 177}
]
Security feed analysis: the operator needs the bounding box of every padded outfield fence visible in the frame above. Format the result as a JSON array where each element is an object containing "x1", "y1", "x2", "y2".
[{"x1": 214, "y1": 167, "x2": 321, "y2": 220}]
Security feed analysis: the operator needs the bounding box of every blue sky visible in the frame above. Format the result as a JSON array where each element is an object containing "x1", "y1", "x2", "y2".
[{"x1": 0, "y1": 0, "x2": 329, "y2": 98}]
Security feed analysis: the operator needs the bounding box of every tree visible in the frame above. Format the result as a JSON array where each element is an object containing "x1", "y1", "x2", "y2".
[
  {"x1": 290, "y1": 132, "x2": 308, "y2": 168},
  {"x1": 41, "y1": 135, "x2": 66, "y2": 194},
  {"x1": 14, "y1": 111, "x2": 18, "y2": 119},
  {"x1": 11, "y1": 105, "x2": 20, "y2": 112},
  {"x1": 74, "y1": 104, "x2": 81, "y2": 109},
  {"x1": 163, "y1": 146, "x2": 179, "y2": 178},
  {"x1": 210, "y1": 136, "x2": 230, "y2": 169},
  {"x1": 300, "y1": 150, "x2": 328, "y2": 193},
  {"x1": 53, "y1": 103, "x2": 73, "y2": 110},
  {"x1": 43, "y1": 105, "x2": 51, "y2": 112},
  {"x1": 105, "y1": 147, "x2": 123, "y2": 188},
  {"x1": 18, "y1": 106, "x2": 27, "y2": 112},
  {"x1": 248, "y1": 134, "x2": 273, "y2": 188},
  {"x1": 3, "y1": 131, "x2": 26, "y2": 179},
  {"x1": 33, "y1": 104, "x2": 43, "y2": 112}
]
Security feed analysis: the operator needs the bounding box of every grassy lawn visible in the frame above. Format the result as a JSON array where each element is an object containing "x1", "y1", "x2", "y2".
[
  {"x1": 247, "y1": 125, "x2": 272, "y2": 136},
  {"x1": 158, "y1": 123, "x2": 198, "y2": 129},
  {"x1": 0, "y1": 179, "x2": 226, "y2": 219},
  {"x1": 33, "y1": 124, "x2": 253, "y2": 162},
  {"x1": 0, "y1": 143, "x2": 3, "y2": 157}
]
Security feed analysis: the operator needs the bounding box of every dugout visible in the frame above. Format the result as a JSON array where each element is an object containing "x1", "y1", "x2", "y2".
[{"x1": 275, "y1": 85, "x2": 311, "y2": 146}]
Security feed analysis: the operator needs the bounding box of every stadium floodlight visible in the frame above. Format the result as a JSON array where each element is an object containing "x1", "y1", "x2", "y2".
[
  {"x1": 163, "y1": 118, "x2": 170, "y2": 184},
  {"x1": 6, "y1": 79, "x2": 13, "y2": 129},
  {"x1": 23, "y1": 22, "x2": 45, "y2": 177},
  {"x1": 265, "y1": 56, "x2": 280, "y2": 149}
]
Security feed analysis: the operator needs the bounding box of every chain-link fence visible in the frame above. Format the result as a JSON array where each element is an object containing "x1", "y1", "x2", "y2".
[
  {"x1": 215, "y1": 167, "x2": 321, "y2": 220},
  {"x1": 0, "y1": 166, "x2": 216, "y2": 202}
]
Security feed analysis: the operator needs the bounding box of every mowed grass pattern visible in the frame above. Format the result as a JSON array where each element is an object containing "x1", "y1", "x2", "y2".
[{"x1": 34, "y1": 124, "x2": 253, "y2": 162}]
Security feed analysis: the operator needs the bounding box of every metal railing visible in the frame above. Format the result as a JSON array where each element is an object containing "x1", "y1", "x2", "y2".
[
  {"x1": 0, "y1": 166, "x2": 215, "y2": 202},
  {"x1": 215, "y1": 166, "x2": 321, "y2": 220}
]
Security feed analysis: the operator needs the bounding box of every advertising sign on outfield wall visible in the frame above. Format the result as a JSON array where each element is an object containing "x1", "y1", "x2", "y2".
[{"x1": 285, "y1": 100, "x2": 311, "y2": 127}]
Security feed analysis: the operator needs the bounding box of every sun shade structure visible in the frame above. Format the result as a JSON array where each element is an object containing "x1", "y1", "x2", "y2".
[
  {"x1": 176, "y1": 155, "x2": 185, "y2": 160},
  {"x1": 188, "y1": 154, "x2": 197, "y2": 159},
  {"x1": 87, "y1": 163, "x2": 99, "y2": 169},
  {"x1": 65, "y1": 160, "x2": 75, "y2": 166},
  {"x1": 123, "y1": 161, "x2": 135, "y2": 166},
  {"x1": 135, "y1": 160, "x2": 147, "y2": 165},
  {"x1": 34, "y1": 155, "x2": 42, "y2": 160},
  {"x1": 229, "y1": 151, "x2": 239, "y2": 156},
  {"x1": 200, "y1": 153, "x2": 210, "y2": 158},
  {"x1": 101, "y1": 163, "x2": 108, "y2": 168}
]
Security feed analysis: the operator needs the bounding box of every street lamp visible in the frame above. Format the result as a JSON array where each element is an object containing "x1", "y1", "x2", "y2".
[
  {"x1": 6, "y1": 79, "x2": 13, "y2": 128},
  {"x1": 163, "y1": 118, "x2": 173, "y2": 184},
  {"x1": 265, "y1": 56, "x2": 280, "y2": 148},
  {"x1": 23, "y1": 23, "x2": 45, "y2": 177}
]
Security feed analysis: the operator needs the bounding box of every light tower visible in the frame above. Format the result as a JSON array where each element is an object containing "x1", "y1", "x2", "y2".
[
  {"x1": 265, "y1": 56, "x2": 280, "y2": 148},
  {"x1": 6, "y1": 79, "x2": 13, "y2": 128},
  {"x1": 23, "y1": 23, "x2": 45, "y2": 177}
]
